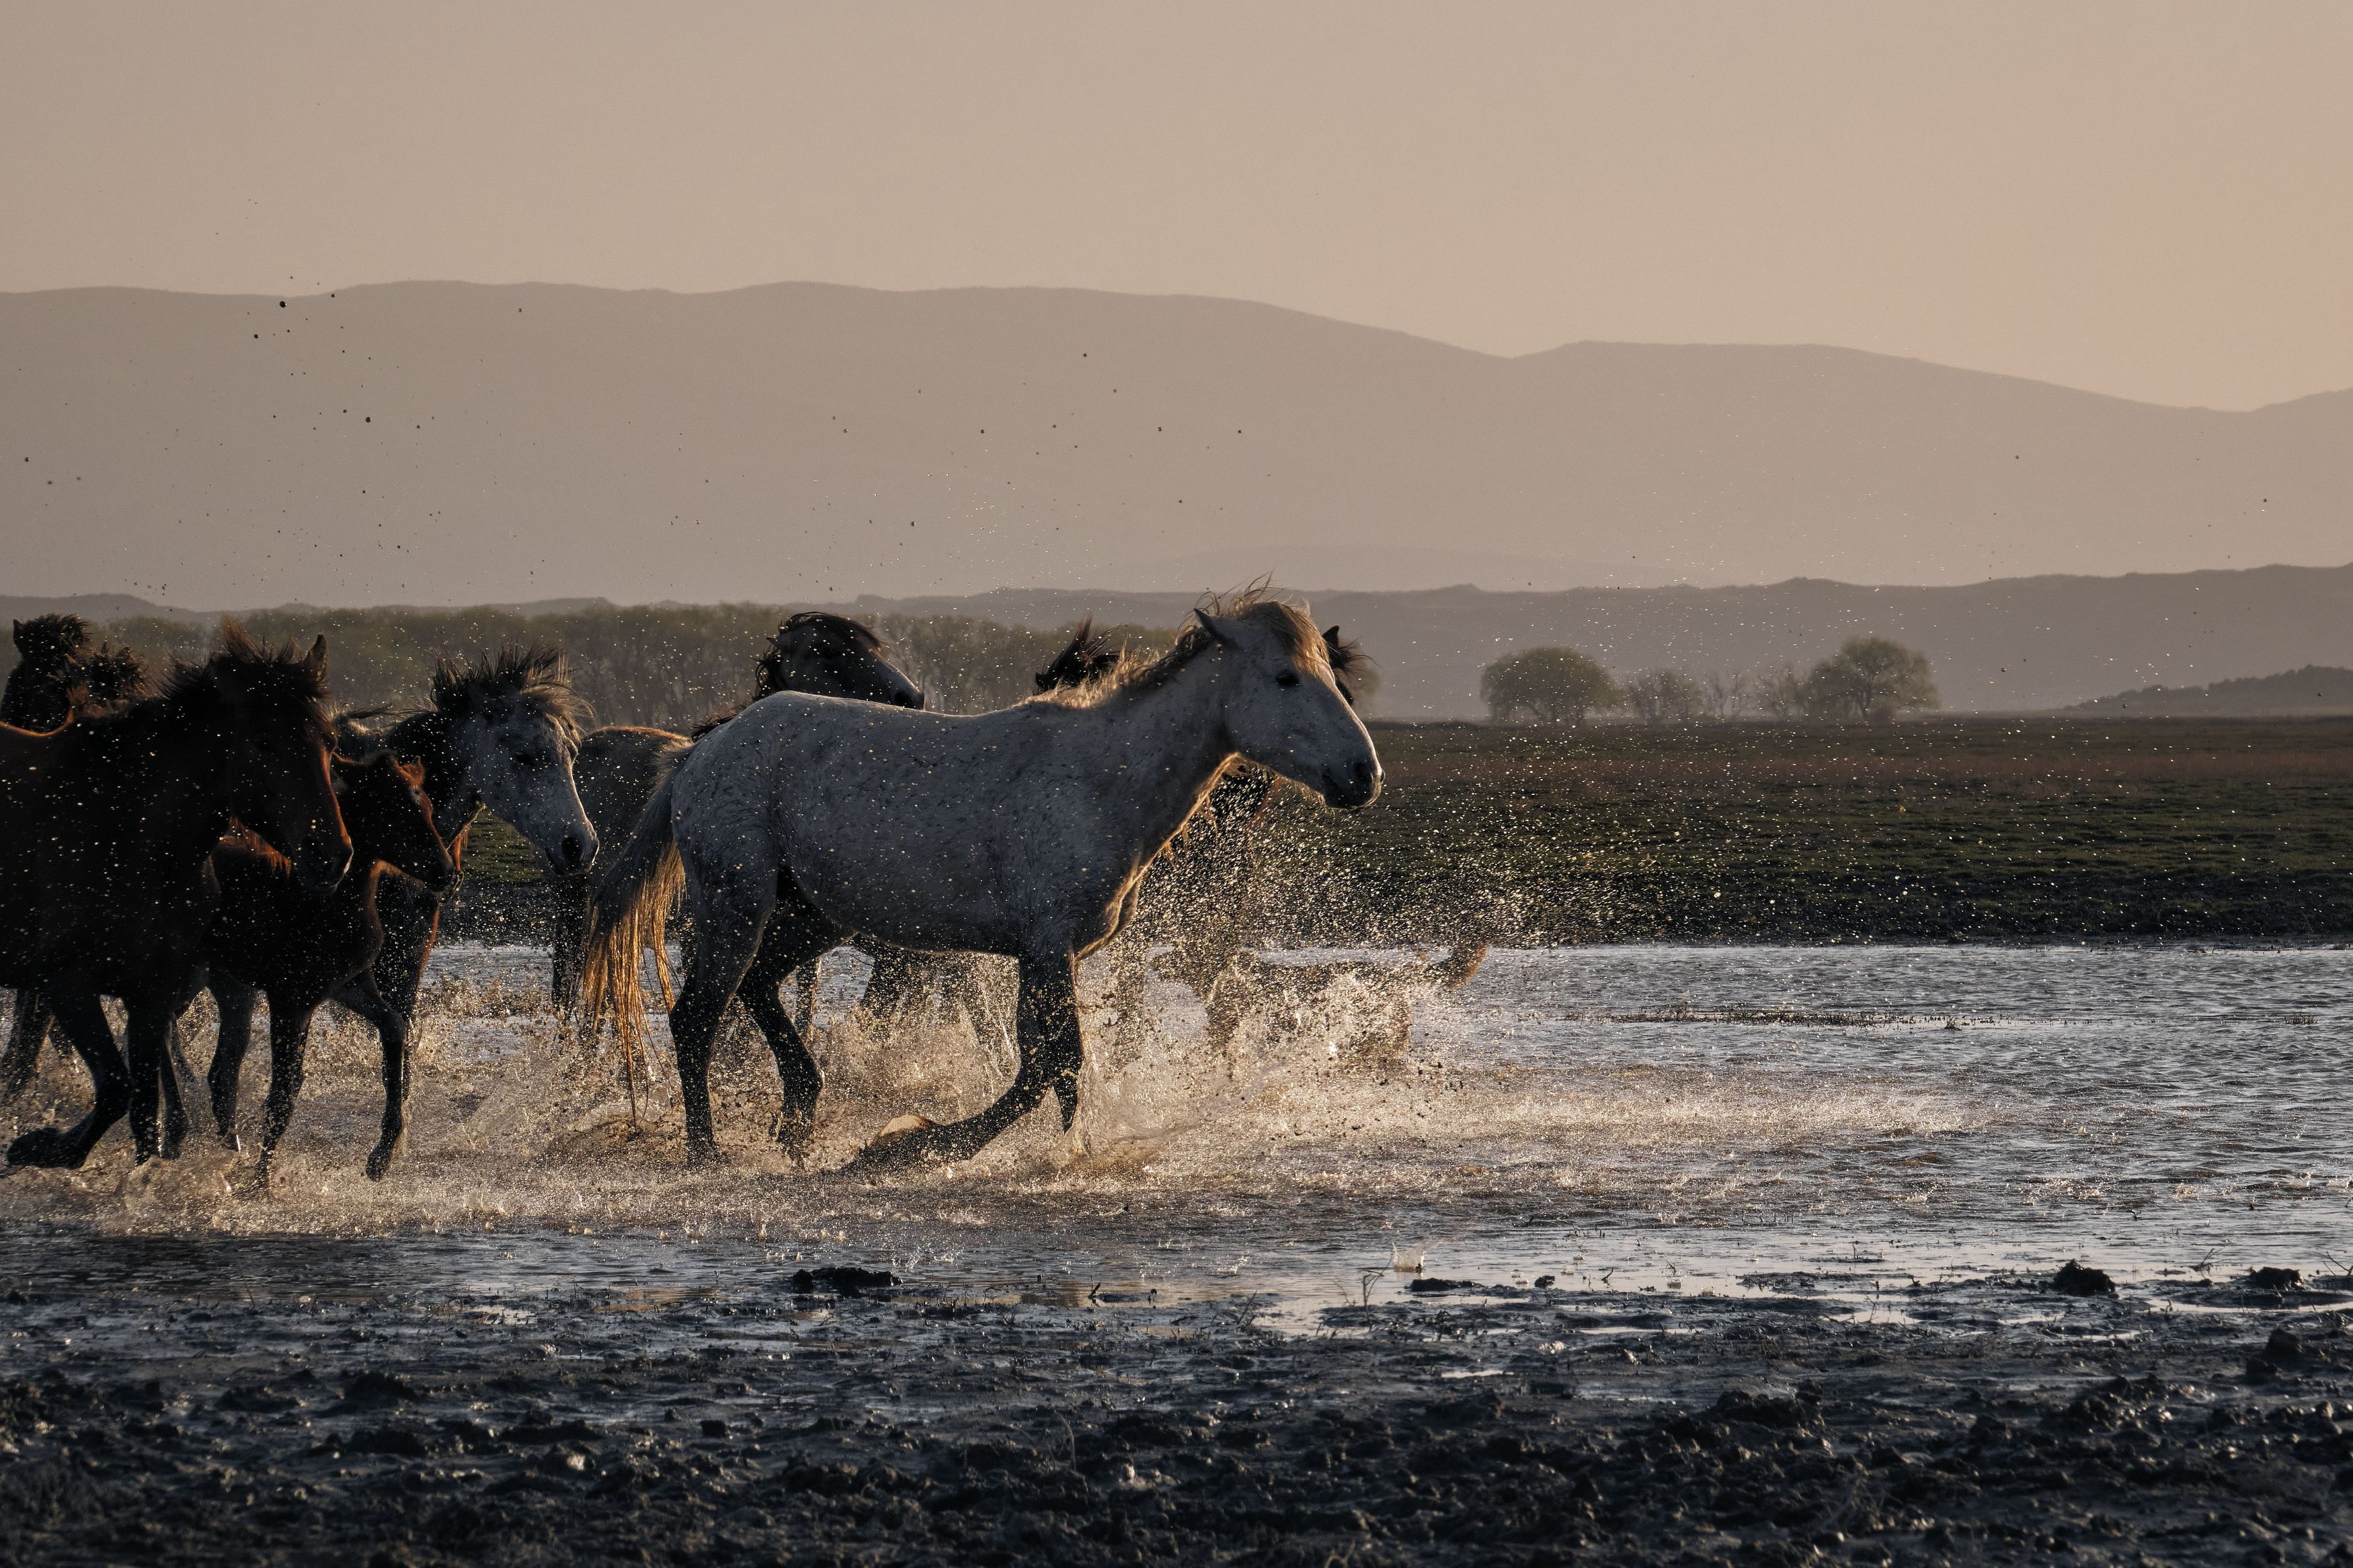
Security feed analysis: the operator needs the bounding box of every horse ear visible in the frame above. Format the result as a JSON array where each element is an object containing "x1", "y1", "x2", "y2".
[
  {"x1": 1192, "y1": 610, "x2": 1239, "y2": 647},
  {"x1": 11, "y1": 621, "x2": 26, "y2": 654},
  {"x1": 303, "y1": 635, "x2": 329, "y2": 681}
]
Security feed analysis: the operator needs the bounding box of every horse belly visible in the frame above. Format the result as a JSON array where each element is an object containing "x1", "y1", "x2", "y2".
[{"x1": 783, "y1": 832, "x2": 1010, "y2": 954}]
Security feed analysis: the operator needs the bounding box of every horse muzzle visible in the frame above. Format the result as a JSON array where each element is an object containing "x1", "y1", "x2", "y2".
[
  {"x1": 1320, "y1": 757, "x2": 1383, "y2": 811},
  {"x1": 549, "y1": 829, "x2": 598, "y2": 874}
]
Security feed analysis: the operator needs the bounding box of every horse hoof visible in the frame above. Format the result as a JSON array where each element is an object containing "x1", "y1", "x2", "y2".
[
  {"x1": 844, "y1": 1117, "x2": 951, "y2": 1173},
  {"x1": 6, "y1": 1129, "x2": 84, "y2": 1169},
  {"x1": 684, "y1": 1142, "x2": 727, "y2": 1169},
  {"x1": 364, "y1": 1144, "x2": 399, "y2": 1182},
  {"x1": 774, "y1": 1119, "x2": 817, "y2": 1163}
]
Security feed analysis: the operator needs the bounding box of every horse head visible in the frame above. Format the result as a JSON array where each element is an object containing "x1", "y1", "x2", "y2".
[
  {"x1": 333, "y1": 750, "x2": 456, "y2": 893},
  {"x1": 208, "y1": 622, "x2": 352, "y2": 893},
  {"x1": 758, "y1": 613, "x2": 922, "y2": 709},
  {"x1": 1035, "y1": 618, "x2": 1123, "y2": 694},
  {"x1": 1192, "y1": 602, "x2": 1382, "y2": 811},
  {"x1": 2, "y1": 614, "x2": 95, "y2": 731},
  {"x1": 430, "y1": 643, "x2": 598, "y2": 874}
]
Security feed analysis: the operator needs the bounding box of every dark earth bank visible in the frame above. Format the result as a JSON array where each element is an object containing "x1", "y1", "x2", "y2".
[{"x1": 4, "y1": 1230, "x2": 2352, "y2": 1565}]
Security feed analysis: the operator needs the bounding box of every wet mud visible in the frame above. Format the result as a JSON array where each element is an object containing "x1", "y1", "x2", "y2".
[{"x1": 5, "y1": 1230, "x2": 2352, "y2": 1566}]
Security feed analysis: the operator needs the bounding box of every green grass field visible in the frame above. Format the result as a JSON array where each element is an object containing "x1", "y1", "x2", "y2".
[{"x1": 461, "y1": 718, "x2": 2353, "y2": 943}]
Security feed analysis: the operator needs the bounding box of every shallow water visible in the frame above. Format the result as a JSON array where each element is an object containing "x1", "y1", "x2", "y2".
[{"x1": 4, "y1": 942, "x2": 2350, "y2": 1328}]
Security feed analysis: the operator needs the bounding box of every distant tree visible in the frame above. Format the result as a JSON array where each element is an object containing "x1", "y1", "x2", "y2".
[
  {"x1": 1800, "y1": 636, "x2": 1940, "y2": 724},
  {"x1": 1480, "y1": 647, "x2": 1621, "y2": 726},
  {"x1": 1753, "y1": 666, "x2": 1810, "y2": 720},
  {"x1": 1702, "y1": 669, "x2": 1753, "y2": 721},
  {"x1": 1622, "y1": 669, "x2": 1708, "y2": 726}
]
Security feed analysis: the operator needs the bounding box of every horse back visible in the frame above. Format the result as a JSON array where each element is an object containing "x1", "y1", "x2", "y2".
[{"x1": 696, "y1": 694, "x2": 1127, "y2": 953}]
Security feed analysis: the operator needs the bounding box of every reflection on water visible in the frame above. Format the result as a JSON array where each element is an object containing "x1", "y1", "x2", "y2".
[{"x1": 2, "y1": 942, "x2": 2348, "y2": 1323}]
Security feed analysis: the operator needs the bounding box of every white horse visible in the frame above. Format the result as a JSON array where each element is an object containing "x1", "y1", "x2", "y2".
[{"x1": 584, "y1": 598, "x2": 1382, "y2": 1169}]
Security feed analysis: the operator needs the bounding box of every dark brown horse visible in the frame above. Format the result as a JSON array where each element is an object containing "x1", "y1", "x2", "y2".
[
  {"x1": 0, "y1": 624, "x2": 350, "y2": 1168},
  {"x1": 203, "y1": 750, "x2": 454, "y2": 1183},
  {"x1": 0, "y1": 627, "x2": 157, "y2": 1093}
]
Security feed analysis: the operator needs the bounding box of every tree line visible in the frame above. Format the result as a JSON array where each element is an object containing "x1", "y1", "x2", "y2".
[
  {"x1": 1480, "y1": 636, "x2": 1940, "y2": 727},
  {"x1": 94, "y1": 606, "x2": 1177, "y2": 731}
]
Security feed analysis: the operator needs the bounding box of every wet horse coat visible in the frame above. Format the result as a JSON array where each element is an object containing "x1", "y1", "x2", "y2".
[{"x1": 586, "y1": 600, "x2": 1382, "y2": 1168}]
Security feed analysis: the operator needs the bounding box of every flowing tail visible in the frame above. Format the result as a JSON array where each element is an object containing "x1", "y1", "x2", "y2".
[{"x1": 579, "y1": 759, "x2": 686, "y2": 1058}]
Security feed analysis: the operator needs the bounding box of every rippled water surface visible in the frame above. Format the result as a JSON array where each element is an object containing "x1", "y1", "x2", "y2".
[{"x1": 4, "y1": 942, "x2": 2349, "y2": 1321}]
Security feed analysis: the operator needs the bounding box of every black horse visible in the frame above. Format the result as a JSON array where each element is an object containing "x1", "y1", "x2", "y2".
[{"x1": 1, "y1": 624, "x2": 349, "y2": 1168}]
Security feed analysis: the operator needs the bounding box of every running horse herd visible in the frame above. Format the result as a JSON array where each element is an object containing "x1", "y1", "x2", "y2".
[{"x1": 0, "y1": 596, "x2": 1485, "y2": 1181}]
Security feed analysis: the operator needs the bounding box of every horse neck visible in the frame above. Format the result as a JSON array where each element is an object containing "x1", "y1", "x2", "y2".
[
  {"x1": 74, "y1": 700, "x2": 236, "y2": 858},
  {"x1": 383, "y1": 709, "x2": 479, "y2": 843},
  {"x1": 1080, "y1": 671, "x2": 1239, "y2": 859}
]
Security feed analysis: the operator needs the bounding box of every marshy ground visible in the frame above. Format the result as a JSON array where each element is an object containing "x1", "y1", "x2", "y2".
[{"x1": 3, "y1": 938, "x2": 2351, "y2": 1563}]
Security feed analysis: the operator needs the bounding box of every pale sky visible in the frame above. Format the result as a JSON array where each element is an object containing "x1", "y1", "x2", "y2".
[{"x1": 3, "y1": 1, "x2": 2348, "y2": 411}]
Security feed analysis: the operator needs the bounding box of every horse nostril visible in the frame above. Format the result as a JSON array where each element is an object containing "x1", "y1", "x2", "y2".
[{"x1": 562, "y1": 833, "x2": 584, "y2": 869}]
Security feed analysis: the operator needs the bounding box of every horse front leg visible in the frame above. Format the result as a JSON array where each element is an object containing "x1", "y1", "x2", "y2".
[
  {"x1": 739, "y1": 925, "x2": 834, "y2": 1161},
  {"x1": 848, "y1": 952, "x2": 1080, "y2": 1171},
  {"x1": 155, "y1": 1008, "x2": 194, "y2": 1161},
  {"x1": 0, "y1": 987, "x2": 53, "y2": 1102},
  {"x1": 206, "y1": 976, "x2": 260, "y2": 1147},
  {"x1": 330, "y1": 977, "x2": 409, "y2": 1180},
  {"x1": 254, "y1": 997, "x2": 317, "y2": 1187},
  {"x1": 4, "y1": 983, "x2": 129, "y2": 1168},
  {"x1": 549, "y1": 871, "x2": 589, "y2": 1011},
  {"x1": 122, "y1": 992, "x2": 183, "y2": 1165}
]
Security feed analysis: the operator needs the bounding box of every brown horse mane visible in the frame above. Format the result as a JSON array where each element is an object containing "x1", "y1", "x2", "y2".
[
  {"x1": 153, "y1": 622, "x2": 332, "y2": 717},
  {"x1": 79, "y1": 643, "x2": 153, "y2": 708},
  {"x1": 1033, "y1": 618, "x2": 1123, "y2": 694}
]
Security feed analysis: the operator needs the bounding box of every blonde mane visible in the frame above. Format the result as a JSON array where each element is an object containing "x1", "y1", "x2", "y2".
[{"x1": 1031, "y1": 592, "x2": 1330, "y2": 709}]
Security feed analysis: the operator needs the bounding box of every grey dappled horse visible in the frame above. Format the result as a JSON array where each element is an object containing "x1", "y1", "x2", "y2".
[{"x1": 583, "y1": 598, "x2": 1382, "y2": 1169}]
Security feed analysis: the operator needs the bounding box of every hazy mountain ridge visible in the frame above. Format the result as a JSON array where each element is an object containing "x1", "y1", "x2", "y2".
[
  {"x1": 12, "y1": 559, "x2": 2353, "y2": 718},
  {"x1": 4, "y1": 281, "x2": 2349, "y2": 610},
  {"x1": 2071, "y1": 665, "x2": 2353, "y2": 717}
]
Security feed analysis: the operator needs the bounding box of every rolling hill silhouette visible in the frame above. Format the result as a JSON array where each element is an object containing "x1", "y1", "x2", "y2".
[{"x1": 5, "y1": 282, "x2": 2348, "y2": 611}]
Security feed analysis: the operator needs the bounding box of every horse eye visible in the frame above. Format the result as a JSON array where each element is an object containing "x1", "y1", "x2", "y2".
[{"x1": 1276, "y1": 671, "x2": 1302, "y2": 689}]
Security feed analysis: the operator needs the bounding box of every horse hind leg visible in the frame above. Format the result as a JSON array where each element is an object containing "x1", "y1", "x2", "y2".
[
  {"x1": 668, "y1": 884, "x2": 775, "y2": 1166},
  {"x1": 0, "y1": 987, "x2": 54, "y2": 1102},
  {"x1": 4, "y1": 983, "x2": 129, "y2": 1169},
  {"x1": 739, "y1": 925, "x2": 836, "y2": 1161}
]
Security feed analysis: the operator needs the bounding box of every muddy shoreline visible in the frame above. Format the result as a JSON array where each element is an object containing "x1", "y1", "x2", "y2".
[{"x1": 4, "y1": 1227, "x2": 2350, "y2": 1565}]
